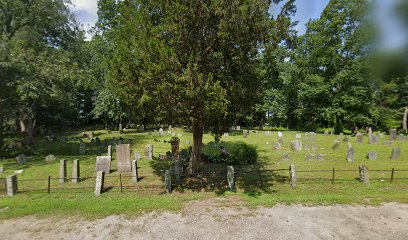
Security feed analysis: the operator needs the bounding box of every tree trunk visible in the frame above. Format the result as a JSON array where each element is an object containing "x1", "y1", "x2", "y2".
[
  {"x1": 403, "y1": 107, "x2": 408, "y2": 132},
  {"x1": 189, "y1": 120, "x2": 203, "y2": 176}
]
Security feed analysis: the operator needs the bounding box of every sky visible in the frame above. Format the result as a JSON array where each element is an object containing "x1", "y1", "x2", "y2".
[{"x1": 71, "y1": 0, "x2": 407, "y2": 49}]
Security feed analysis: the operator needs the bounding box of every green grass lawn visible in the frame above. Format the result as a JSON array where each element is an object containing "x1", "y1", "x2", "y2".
[{"x1": 1, "y1": 128, "x2": 408, "y2": 219}]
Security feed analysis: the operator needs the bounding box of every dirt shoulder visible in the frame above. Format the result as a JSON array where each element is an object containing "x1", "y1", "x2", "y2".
[{"x1": 1, "y1": 199, "x2": 407, "y2": 240}]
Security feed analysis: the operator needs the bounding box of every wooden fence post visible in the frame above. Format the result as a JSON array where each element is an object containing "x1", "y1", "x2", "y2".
[
  {"x1": 391, "y1": 168, "x2": 395, "y2": 182},
  {"x1": 289, "y1": 165, "x2": 296, "y2": 188},
  {"x1": 47, "y1": 176, "x2": 51, "y2": 194},
  {"x1": 227, "y1": 166, "x2": 235, "y2": 192},
  {"x1": 332, "y1": 168, "x2": 335, "y2": 184}
]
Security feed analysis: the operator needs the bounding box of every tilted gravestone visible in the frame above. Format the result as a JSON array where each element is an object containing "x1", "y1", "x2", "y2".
[
  {"x1": 116, "y1": 144, "x2": 131, "y2": 173},
  {"x1": 346, "y1": 147, "x2": 355, "y2": 162},
  {"x1": 332, "y1": 142, "x2": 339, "y2": 150},
  {"x1": 389, "y1": 129, "x2": 397, "y2": 140},
  {"x1": 45, "y1": 154, "x2": 56, "y2": 162},
  {"x1": 15, "y1": 154, "x2": 26, "y2": 164},
  {"x1": 95, "y1": 156, "x2": 111, "y2": 174},
  {"x1": 390, "y1": 147, "x2": 401, "y2": 159},
  {"x1": 366, "y1": 151, "x2": 377, "y2": 160},
  {"x1": 144, "y1": 144, "x2": 153, "y2": 160},
  {"x1": 290, "y1": 140, "x2": 302, "y2": 151},
  {"x1": 356, "y1": 132, "x2": 363, "y2": 143}
]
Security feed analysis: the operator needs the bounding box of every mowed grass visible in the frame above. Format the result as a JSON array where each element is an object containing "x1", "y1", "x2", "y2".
[{"x1": 0, "y1": 128, "x2": 408, "y2": 219}]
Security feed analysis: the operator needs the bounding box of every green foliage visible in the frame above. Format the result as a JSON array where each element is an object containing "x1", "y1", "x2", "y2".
[{"x1": 206, "y1": 143, "x2": 258, "y2": 165}]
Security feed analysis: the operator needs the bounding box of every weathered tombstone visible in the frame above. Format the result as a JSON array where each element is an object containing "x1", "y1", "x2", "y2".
[
  {"x1": 305, "y1": 132, "x2": 311, "y2": 142},
  {"x1": 134, "y1": 152, "x2": 141, "y2": 161},
  {"x1": 282, "y1": 153, "x2": 290, "y2": 161},
  {"x1": 343, "y1": 136, "x2": 349, "y2": 142},
  {"x1": 324, "y1": 130, "x2": 329, "y2": 136},
  {"x1": 346, "y1": 147, "x2": 355, "y2": 162},
  {"x1": 144, "y1": 144, "x2": 153, "y2": 160},
  {"x1": 273, "y1": 141, "x2": 282, "y2": 150},
  {"x1": 177, "y1": 133, "x2": 182, "y2": 137},
  {"x1": 379, "y1": 133, "x2": 385, "y2": 139},
  {"x1": 107, "y1": 145, "x2": 112, "y2": 157},
  {"x1": 180, "y1": 149, "x2": 189, "y2": 161},
  {"x1": 59, "y1": 159, "x2": 67, "y2": 183},
  {"x1": 165, "y1": 170, "x2": 171, "y2": 193},
  {"x1": 332, "y1": 142, "x2": 339, "y2": 150},
  {"x1": 131, "y1": 160, "x2": 138, "y2": 183},
  {"x1": 389, "y1": 129, "x2": 397, "y2": 140},
  {"x1": 306, "y1": 153, "x2": 314, "y2": 161},
  {"x1": 277, "y1": 131, "x2": 283, "y2": 138},
  {"x1": 171, "y1": 132, "x2": 176, "y2": 137},
  {"x1": 369, "y1": 134, "x2": 379, "y2": 144},
  {"x1": 390, "y1": 147, "x2": 401, "y2": 159},
  {"x1": 399, "y1": 134, "x2": 406, "y2": 141},
  {"x1": 304, "y1": 144, "x2": 311, "y2": 150},
  {"x1": 227, "y1": 166, "x2": 235, "y2": 192},
  {"x1": 79, "y1": 143, "x2": 86, "y2": 155},
  {"x1": 95, "y1": 171, "x2": 105, "y2": 196},
  {"x1": 366, "y1": 151, "x2": 377, "y2": 160},
  {"x1": 316, "y1": 153, "x2": 324, "y2": 161},
  {"x1": 356, "y1": 132, "x2": 363, "y2": 143},
  {"x1": 290, "y1": 140, "x2": 302, "y2": 151},
  {"x1": 15, "y1": 154, "x2": 26, "y2": 164},
  {"x1": 159, "y1": 128, "x2": 164, "y2": 136},
  {"x1": 359, "y1": 165, "x2": 369, "y2": 185},
  {"x1": 116, "y1": 144, "x2": 131, "y2": 173},
  {"x1": 312, "y1": 144, "x2": 318, "y2": 150},
  {"x1": 170, "y1": 137, "x2": 180, "y2": 159},
  {"x1": 265, "y1": 131, "x2": 271, "y2": 137},
  {"x1": 72, "y1": 159, "x2": 80, "y2": 183},
  {"x1": 243, "y1": 130, "x2": 249, "y2": 138},
  {"x1": 295, "y1": 133, "x2": 301, "y2": 139},
  {"x1": 236, "y1": 126, "x2": 241, "y2": 131},
  {"x1": 168, "y1": 125, "x2": 172, "y2": 131},
  {"x1": 95, "y1": 156, "x2": 111, "y2": 174},
  {"x1": 0, "y1": 166, "x2": 3, "y2": 174},
  {"x1": 6, "y1": 175, "x2": 17, "y2": 196},
  {"x1": 45, "y1": 154, "x2": 56, "y2": 162},
  {"x1": 223, "y1": 132, "x2": 229, "y2": 137},
  {"x1": 289, "y1": 165, "x2": 296, "y2": 188},
  {"x1": 383, "y1": 140, "x2": 392, "y2": 145}
]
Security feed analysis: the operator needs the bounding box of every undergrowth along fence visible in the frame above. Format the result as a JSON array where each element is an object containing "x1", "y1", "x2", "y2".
[{"x1": 2, "y1": 165, "x2": 408, "y2": 196}]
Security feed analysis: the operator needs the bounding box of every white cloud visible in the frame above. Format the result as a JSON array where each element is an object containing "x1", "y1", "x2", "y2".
[{"x1": 71, "y1": 0, "x2": 98, "y2": 14}]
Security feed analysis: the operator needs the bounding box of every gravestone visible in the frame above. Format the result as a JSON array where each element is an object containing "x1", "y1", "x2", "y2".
[
  {"x1": 343, "y1": 136, "x2": 349, "y2": 142},
  {"x1": 390, "y1": 147, "x2": 401, "y2": 159},
  {"x1": 0, "y1": 166, "x2": 3, "y2": 174},
  {"x1": 304, "y1": 144, "x2": 310, "y2": 150},
  {"x1": 389, "y1": 129, "x2": 397, "y2": 140},
  {"x1": 316, "y1": 153, "x2": 324, "y2": 161},
  {"x1": 277, "y1": 131, "x2": 283, "y2": 138},
  {"x1": 306, "y1": 153, "x2": 314, "y2": 161},
  {"x1": 79, "y1": 143, "x2": 86, "y2": 155},
  {"x1": 379, "y1": 133, "x2": 385, "y2": 139},
  {"x1": 159, "y1": 128, "x2": 164, "y2": 136},
  {"x1": 282, "y1": 153, "x2": 290, "y2": 161},
  {"x1": 170, "y1": 137, "x2": 180, "y2": 159},
  {"x1": 243, "y1": 130, "x2": 249, "y2": 138},
  {"x1": 383, "y1": 140, "x2": 392, "y2": 145},
  {"x1": 332, "y1": 142, "x2": 339, "y2": 150},
  {"x1": 369, "y1": 134, "x2": 379, "y2": 144},
  {"x1": 236, "y1": 126, "x2": 241, "y2": 131},
  {"x1": 144, "y1": 144, "x2": 153, "y2": 160},
  {"x1": 273, "y1": 141, "x2": 282, "y2": 150},
  {"x1": 131, "y1": 160, "x2": 138, "y2": 183},
  {"x1": 312, "y1": 144, "x2": 318, "y2": 150},
  {"x1": 95, "y1": 156, "x2": 111, "y2": 174},
  {"x1": 15, "y1": 154, "x2": 26, "y2": 164},
  {"x1": 134, "y1": 152, "x2": 141, "y2": 161},
  {"x1": 95, "y1": 171, "x2": 105, "y2": 196},
  {"x1": 116, "y1": 144, "x2": 131, "y2": 173},
  {"x1": 290, "y1": 140, "x2": 302, "y2": 151},
  {"x1": 177, "y1": 133, "x2": 182, "y2": 137},
  {"x1": 72, "y1": 159, "x2": 80, "y2": 183},
  {"x1": 59, "y1": 159, "x2": 67, "y2": 183},
  {"x1": 165, "y1": 170, "x2": 171, "y2": 193},
  {"x1": 45, "y1": 154, "x2": 56, "y2": 162},
  {"x1": 180, "y1": 149, "x2": 189, "y2": 161},
  {"x1": 346, "y1": 147, "x2": 355, "y2": 162},
  {"x1": 171, "y1": 132, "x2": 176, "y2": 137},
  {"x1": 366, "y1": 151, "x2": 377, "y2": 160},
  {"x1": 223, "y1": 132, "x2": 229, "y2": 137},
  {"x1": 6, "y1": 175, "x2": 17, "y2": 196},
  {"x1": 399, "y1": 134, "x2": 406, "y2": 141},
  {"x1": 359, "y1": 165, "x2": 369, "y2": 185},
  {"x1": 265, "y1": 131, "x2": 271, "y2": 137},
  {"x1": 168, "y1": 125, "x2": 172, "y2": 131},
  {"x1": 107, "y1": 145, "x2": 112, "y2": 157},
  {"x1": 227, "y1": 166, "x2": 235, "y2": 192},
  {"x1": 356, "y1": 132, "x2": 363, "y2": 143},
  {"x1": 324, "y1": 130, "x2": 329, "y2": 136},
  {"x1": 295, "y1": 134, "x2": 301, "y2": 139}
]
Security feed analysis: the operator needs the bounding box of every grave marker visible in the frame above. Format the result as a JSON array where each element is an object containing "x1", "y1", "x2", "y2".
[
  {"x1": 116, "y1": 144, "x2": 131, "y2": 173},
  {"x1": 95, "y1": 156, "x2": 111, "y2": 174}
]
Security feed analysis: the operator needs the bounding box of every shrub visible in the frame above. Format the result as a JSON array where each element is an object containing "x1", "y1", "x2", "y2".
[{"x1": 207, "y1": 143, "x2": 257, "y2": 165}]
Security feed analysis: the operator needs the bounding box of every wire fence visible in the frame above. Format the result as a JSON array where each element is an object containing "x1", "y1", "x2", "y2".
[{"x1": 2, "y1": 166, "x2": 408, "y2": 196}]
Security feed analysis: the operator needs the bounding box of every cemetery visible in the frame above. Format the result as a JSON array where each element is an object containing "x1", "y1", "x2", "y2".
[
  {"x1": 1, "y1": 0, "x2": 408, "y2": 238},
  {"x1": 1, "y1": 127, "x2": 407, "y2": 219}
]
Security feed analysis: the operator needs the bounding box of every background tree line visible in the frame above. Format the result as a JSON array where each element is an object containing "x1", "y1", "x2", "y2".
[{"x1": 1, "y1": 0, "x2": 407, "y2": 173}]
